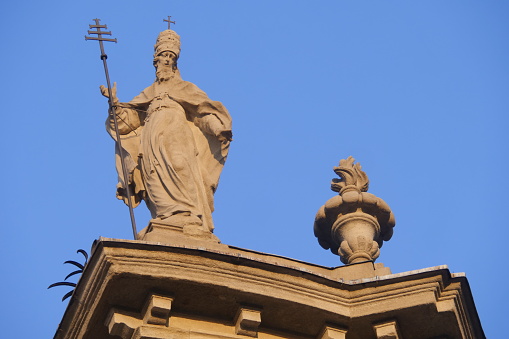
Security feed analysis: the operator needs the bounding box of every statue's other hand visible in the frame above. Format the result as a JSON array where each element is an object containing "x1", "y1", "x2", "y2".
[
  {"x1": 217, "y1": 130, "x2": 233, "y2": 142},
  {"x1": 99, "y1": 82, "x2": 119, "y2": 104}
]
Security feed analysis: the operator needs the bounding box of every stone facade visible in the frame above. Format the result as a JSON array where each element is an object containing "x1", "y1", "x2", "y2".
[{"x1": 53, "y1": 238, "x2": 484, "y2": 339}]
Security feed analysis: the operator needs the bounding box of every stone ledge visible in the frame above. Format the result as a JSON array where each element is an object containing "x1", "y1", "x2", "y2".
[{"x1": 54, "y1": 238, "x2": 484, "y2": 339}]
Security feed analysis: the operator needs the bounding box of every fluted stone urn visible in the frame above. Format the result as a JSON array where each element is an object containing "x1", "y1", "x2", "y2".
[{"x1": 314, "y1": 157, "x2": 395, "y2": 264}]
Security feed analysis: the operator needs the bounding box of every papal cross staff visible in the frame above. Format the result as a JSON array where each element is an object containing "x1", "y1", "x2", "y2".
[{"x1": 85, "y1": 19, "x2": 138, "y2": 239}]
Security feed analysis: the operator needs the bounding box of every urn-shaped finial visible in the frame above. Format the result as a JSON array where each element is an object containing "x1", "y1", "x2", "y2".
[{"x1": 314, "y1": 157, "x2": 395, "y2": 264}]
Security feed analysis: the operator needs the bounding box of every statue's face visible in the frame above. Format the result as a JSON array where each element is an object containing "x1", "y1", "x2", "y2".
[
  {"x1": 155, "y1": 51, "x2": 177, "y2": 70},
  {"x1": 155, "y1": 51, "x2": 178, "y2": 81}
]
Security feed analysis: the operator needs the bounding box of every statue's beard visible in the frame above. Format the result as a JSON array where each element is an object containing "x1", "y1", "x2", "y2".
[{"x1": 156, "y1": 66, "x2": 176, "y2": 82}]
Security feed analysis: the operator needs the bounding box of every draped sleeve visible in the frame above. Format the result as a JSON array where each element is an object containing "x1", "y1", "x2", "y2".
[
  {"x1": 105, "y1": 84, "x2": 154, "y2": 207},
  {"x1": 170, "y1": 80, "x2": 233, "y2": 207}
]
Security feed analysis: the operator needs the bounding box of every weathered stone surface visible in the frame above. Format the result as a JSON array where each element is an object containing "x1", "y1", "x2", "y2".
[
  {"x1": 138, "y1": 218, "x2": 227, "y2": 249},
  {"x1": 373, "y1": 320, "x2": 401, "y2": 339},
  {"x1": 234, "y1": 306, "x2": 262, "y2": 337},
  {"x1": 319, "y1": 325, "x2": 347, "y2": 339},
  {"x1": 106, "y1": 293, "x2": 174, "y2": 338},
  {"x1": 141, "y1": 294, "x2": 173, "y2": 325},
  {"x1": 54, "y1": 238, "x2": 484, "y2": 339},
  {"x1": 314, "y1": 157, "x2": 395, "y2": 264}
]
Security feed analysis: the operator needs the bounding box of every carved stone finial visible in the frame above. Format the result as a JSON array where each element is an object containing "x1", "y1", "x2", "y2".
[
  {"x1": 331, "y1": 156, "x2": 369, "y2": 194},
  {"x1": 314, "y1": 157, "x2": 395, "y2": 264}
]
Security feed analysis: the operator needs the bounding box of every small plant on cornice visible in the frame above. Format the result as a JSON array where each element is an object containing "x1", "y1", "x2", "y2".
[{"x1": 48, "y1": 249, "x2": 88, "y2": 301}]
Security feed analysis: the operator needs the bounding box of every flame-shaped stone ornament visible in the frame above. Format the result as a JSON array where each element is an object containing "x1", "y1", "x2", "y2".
[{"x1": 314, "y1": 157, "x2": 395, "y2": 264}]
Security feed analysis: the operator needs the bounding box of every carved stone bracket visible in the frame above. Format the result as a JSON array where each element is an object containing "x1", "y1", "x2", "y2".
[
  {"x1": 318, "y1": 324, "x2": 348, "y2": 339},
  {"x1": 314, "y1": 157, "x2": 396, "y2": 264},
  {"x1": 106, "y1": 295, "x2": 264, "y2": 339},
  {"x1": 106, "y1": 293, "x2": 173, "y2": 339},
  {"x1": 373, "y1": 320, "x2": 401, "y2": 339},
  {"x1": 234, "y1": 306, "x2": 262, "y2": 337}
]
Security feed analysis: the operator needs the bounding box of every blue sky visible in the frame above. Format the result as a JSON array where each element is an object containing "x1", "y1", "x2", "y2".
[{"x1": 1, "y1": 1, "x2": 507, "y2": 338}]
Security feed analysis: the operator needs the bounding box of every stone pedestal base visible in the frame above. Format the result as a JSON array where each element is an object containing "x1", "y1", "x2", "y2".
[{"x1": 138, "y1": 218, "x2": 227, "y2": 250}]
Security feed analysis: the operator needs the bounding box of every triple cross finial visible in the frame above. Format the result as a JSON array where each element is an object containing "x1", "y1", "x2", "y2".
[
  {"x1": 85, "y1": 18, "x2": 138, "y2": 240},
  {"x1": 164, "y1": 16, "x2": 176, "y2": 30},
  {"x1": 85, "y1": 18, "x2": 117, "y2": 44},
  {"x1": 85, "y1": 18, "x2": 117, "y2": 60}
]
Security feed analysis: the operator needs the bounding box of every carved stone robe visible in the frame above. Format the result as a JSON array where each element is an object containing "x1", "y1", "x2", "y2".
[{"x1": 106, "y1": 75, "x2": 232, "y2": 231}]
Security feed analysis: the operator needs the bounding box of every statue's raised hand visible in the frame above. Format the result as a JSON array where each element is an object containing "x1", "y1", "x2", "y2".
[{"x1": 99, "y1": 82, "x2": 119, "y2": 104}]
